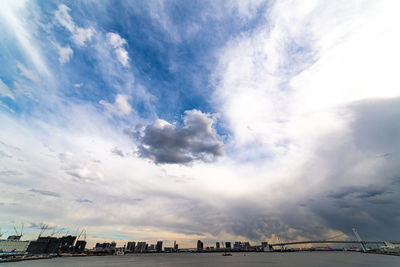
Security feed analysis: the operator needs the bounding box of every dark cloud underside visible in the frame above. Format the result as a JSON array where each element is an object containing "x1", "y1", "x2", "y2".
[{"x1": 126, "y1": 109, "x2": 224, "y2": 164}]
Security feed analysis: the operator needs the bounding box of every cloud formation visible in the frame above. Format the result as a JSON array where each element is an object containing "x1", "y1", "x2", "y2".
[
  {"x1": 106, "y1": 32, "x2": 130, "y2": 67},
  {"x1": 59, "y1": 152, "x2": 104, "y2": 183},
  {"x1": 100, "y1": 94, "x2": 132, "y2": 116},
  {"x1": 54, "y1": 43, "x2": 73, "y2": 64},
  {"x1": 30, "y1": 188, "x2": 61, "y2": 198},
  {"x1": 127, "y1": 109, "x2": 224, "y2": 164},
  {"x1": 55, "y1": 4, "x2": 94, "y2": 47},
  {"x1": 0, "y1": 79, "x2": 14, "y2": 100},
  {"x1": 1, "y1": 0, "x2": 400, "y2": 248}
]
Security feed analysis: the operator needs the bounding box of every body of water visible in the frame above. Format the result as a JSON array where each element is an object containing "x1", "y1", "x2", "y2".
[{"x1": 3, "y1": 252, "x2": 400, "y2": 267}]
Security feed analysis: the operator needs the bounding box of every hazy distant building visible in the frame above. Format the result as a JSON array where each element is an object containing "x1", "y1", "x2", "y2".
[
  {"x1": 164, "y1": 247, "x2": 174, "y2": 252},
  {"x1": 94, "y1": 242, "x2": 116, "y2": 254},
  {"x1": 225, "y1": 242, "x2": 231, "y2": 249},
  {"x1": 156, "y1": 241, "x2": 163, "y2": 252},
  {"x1": 127, "y1": 241, "x2": 136, "y2": 252},
  {"x1": 234, "y1": 241, "x2": 251, "y2": 250},
  {"x1": 7, "y1": 235, "x2": 22, "y2": 240},
  {"x1": 136, "y1": 242, "x2": 147, "y2": 252},
  {"x1": 197, "y1": 240, "x2": 204, "y2": 251},
  {"x1": 216, "y1": 242, "x2": 220, "y2": 249},
  {"x1": 262, "y1": 242, "x2": 271, "y2": 252}
]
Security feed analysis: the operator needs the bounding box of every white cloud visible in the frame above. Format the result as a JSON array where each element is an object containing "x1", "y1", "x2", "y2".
[
  {"x1": 0, "y1": 79, "x2": 14, "y2": 100},
  {"x1": 54, "y1": 4, "x2": 75, "y2": 32},
  {"x1": 99, "y1": 94, "x2": 132, "y2": 116},
  {"x1": 2, "y1": 0, "x2": 400, "y2": 247},
  {"x1": 0, "y1": 1, "x2": 50, "y2": 76},
  {"x1": 214, "y1": 0, "x2": 400, "y2": 154},
  {"x1": 17, "y1": 62, "x2": 39, "y2": 83},
  {"x1": 55, "y1": 4, "x2": 94, "y2": 47},
  {"x1": 54, "y1": 43, "x2": 73, "y2": 64},
  {"x1": 0, "y1": 101, "x2": 14, "y2": 113},
  {"x1": 106, "y1": 32, "x2": 130, "y2": 67},
  {"x1": 107, "y1": 32, "x2": 127, "y2": 48},
  {"x1": 71, "y1": 27, "x2": 95, "y2": 47}
]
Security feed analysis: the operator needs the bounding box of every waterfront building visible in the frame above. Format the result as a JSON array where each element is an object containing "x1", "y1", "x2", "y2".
[
  {"x1": 27, "y1": 240, "x2": 48, "y2": 255},
  {"x1": 26, "y1": 236, "x2": 61, "y2": 255},
  {"x1": 216, "y1": 242, "x2": 220, "y2": 249},
  {"x1": 0, "y1": 239, "x2": 30, "y2": 256},
  {"x1": 164, "y1": 247, "x2": 174, "y2": 252},
  {"x1": 136, "y1": 242, "x2": 147, "y2": 252},
  {"x1": 225, "y1": 242, "x2": 231, "y2": 249},
  {"x1": 7, "y1": 235, "x2": 22, "y2": 240},
  {"x1": 197, "y1": 240, "x2": 204, "y2": 251},
  {"x1": 74, "y1": 240, "x2": 86, "y2": 253},
  {"x1": 261, "y1": 242, "x2": 271, "y2": 252},
  {"x1": 156, "y1": 241, "x2": 163, "y2": 252},
  {"x1": 94, "y1": 242, "x2": 116, "y2": 254},
  {"x1": 127, "y1": 241, "x2": 136, "y2": 252},
  {"x1": 60, "y1": 235, "x2": 76, "y2": 253}
]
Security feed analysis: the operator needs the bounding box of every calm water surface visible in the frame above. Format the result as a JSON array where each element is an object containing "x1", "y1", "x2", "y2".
[{"x1": 3, "y1": 252, "x2": 400, "y2": 267}]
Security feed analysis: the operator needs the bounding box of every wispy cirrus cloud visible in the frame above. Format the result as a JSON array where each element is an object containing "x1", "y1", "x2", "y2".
[{"x1": 0, "y1": 79, "x2": 14, "y2": 100}]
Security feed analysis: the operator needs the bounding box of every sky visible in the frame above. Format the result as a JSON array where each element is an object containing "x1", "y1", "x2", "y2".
[{"x1": 1, "y1": 0, "x2": 400, "y2": 248}]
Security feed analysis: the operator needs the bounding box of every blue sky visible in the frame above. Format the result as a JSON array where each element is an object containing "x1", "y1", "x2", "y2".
[{"x1": 1, "y1": 0, "x2": 400, "y2": 248}]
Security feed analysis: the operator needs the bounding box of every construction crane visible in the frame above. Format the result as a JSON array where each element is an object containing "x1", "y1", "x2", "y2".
[
  {"x1": 13, "y1": 225, "x2": 19, "y2": 236},
  {"x1": 52, "y1": 228, "x2": 65, "y2": 237},
  {"x1": 352, "y1": 228, "x2": 367, "y2": 252},
  {"x1": 75, "y1": 229, "x2": 85, "y2": 245},
  {"x1": 50, "y1": 226, "x2": 57, "y2": 236},
  {"x1": 38, "y1": 224, "x2": 49, "y2": 238}
]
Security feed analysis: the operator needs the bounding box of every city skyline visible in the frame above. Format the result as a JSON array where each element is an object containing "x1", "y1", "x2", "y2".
[{"x1": 1, "y1": 1, "x2": 400, "y2": 249}]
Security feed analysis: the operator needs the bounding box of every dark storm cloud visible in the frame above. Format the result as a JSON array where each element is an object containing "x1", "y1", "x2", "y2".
[
  {"x1": 125, "y1": 109, "x2": 224, "y2": 164},
  {"x1": 30, "y1": 188, "x2": 61, "y2": 197},
  {"x1": 300, "y1": 98, "x2": 400, "y2": 240},
  {"x1": 329, "y1": 186, "x2": 388, "y2": 199}
]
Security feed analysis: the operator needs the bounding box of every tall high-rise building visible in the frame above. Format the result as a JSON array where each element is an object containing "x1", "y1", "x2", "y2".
[
  {"x1": 216, "y1": 242, "x2": 220, "y2": 249},
  {"x1": 197, "y1": 240, "x2": 204, "y2": 251},
  {"x1": 156, "y1": 241, "x2": 163, "y2": 252},
  {"x1": 225, "y1": 242, "x2": 231, "y2": 249}
]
